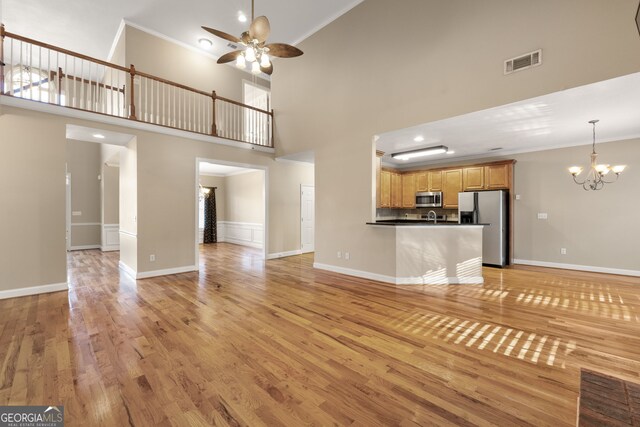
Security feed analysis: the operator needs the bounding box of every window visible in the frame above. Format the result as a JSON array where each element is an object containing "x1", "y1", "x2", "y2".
[{"x1": 4, "y1": 65, "x2": 61, "y2": 103}]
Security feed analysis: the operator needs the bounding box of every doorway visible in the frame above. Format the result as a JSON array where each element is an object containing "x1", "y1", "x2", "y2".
[
  {"x1": 243, "y1": 81, "x2": 271, "y2": 145},
  {"x1": 66, "y1": 173, "x2": 71, "y2": 251},
  {"x1": 301, "y1": 185, "x2": 315, "y2": 253}
]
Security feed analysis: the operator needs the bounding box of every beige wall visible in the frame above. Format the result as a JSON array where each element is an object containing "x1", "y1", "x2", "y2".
[
  {"x1": 66, "y1": 139, "x2": 101, "y2": 247},
  {"x1": 272, "y1": 0, "x2": 640, "y2": 276},
  {"x1": 0, "y1": 108, "x2": 67, "y2": 290},
  {"x1": 224, "y1": 171, "x2": 264, "y2": 224},
  {"x1": 511, "y1": 138, "x2": 640, "y2": 270},
  {"x1": 102, "y1": 165, "x2": 119, "y2": 225},
  {"x1": 124, "y1": 26, "x2": 270, "y2": 101},
  {"x1": 199, "y1": 175, "x2": 225, "y2": 221}
]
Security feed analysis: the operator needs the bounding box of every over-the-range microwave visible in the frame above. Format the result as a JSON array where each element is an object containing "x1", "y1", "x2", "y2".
[{"x1": 416, "y1": 192, "x2": 442, "y2": 208}]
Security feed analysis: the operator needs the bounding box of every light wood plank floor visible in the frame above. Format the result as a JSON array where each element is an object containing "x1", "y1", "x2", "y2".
[{"x1": 1, "y1": 243, "x2": 639, "y2": 426}]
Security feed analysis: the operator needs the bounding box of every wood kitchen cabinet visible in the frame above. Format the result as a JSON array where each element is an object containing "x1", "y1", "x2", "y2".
[
  {"x1": 380, "y1": 170, "x2": 391, "y2": 208},
  {"x1": 402, "y1": 173, "x2": 416, "y2": 208},
  {"x1": 416, "y1": 172, "x2": 428, "y2": 192},
  {"x1": 391, "y1": 172, "x2": 402, "y2": 208},
  {"x1": 442, "y1": 169, "x2": 463, "y2": 209},
  {"x1": 428, "y1": 170, "x2": 443, "y2": 191},
  {"x1": 463, "y1": 166, "x2": 485, "y2": 191},
  {"x1": 485, "y1": 164, "x2": 510, "y2": 189}
]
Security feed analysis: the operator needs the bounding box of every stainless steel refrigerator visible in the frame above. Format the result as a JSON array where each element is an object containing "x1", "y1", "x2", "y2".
[{"x1": 458, "y1": 190, "x2": 508, "y2": 267}]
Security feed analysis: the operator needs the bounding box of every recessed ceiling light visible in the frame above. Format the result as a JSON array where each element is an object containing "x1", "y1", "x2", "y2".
[
  {"x1": 198, "y1": 38, "x2": 213, "y2": 49},
  {"x1": 92, "y1": 133, "x2": 105, "y2": 139},
  {"x1": 238, "y1": 12, "x2": 247, "y2": 23},
  {"x1": 414, "y1": 136, "x2": 425, "y2": 142}
]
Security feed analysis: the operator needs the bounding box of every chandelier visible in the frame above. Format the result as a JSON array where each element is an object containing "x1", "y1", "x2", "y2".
[
  {"x1": 568, "y1": 120, "x2": 625, "y2": 191},
  {"x1": 235, "y1": 42, "x2": 270, "y2": 75}
]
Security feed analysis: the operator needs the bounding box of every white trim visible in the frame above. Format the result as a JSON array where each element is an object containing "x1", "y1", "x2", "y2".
[
  {"x1": 101, "y1": 245, "x2": 120, "y2": 252},
  {"x1": 0, "y1": 282, "x2": 68, "y2": 300},
  {"x1": 195, "y1": 158, "x2": 268, "y2": 266},
  {"x1": 106, "y1": 19, "x2": 126, "y2": 63},
  {"x1": 1, "y1": 97, "x2": 275, "y2": 154},
  {"x1": 313, "y1": 263, "x2": 484, "y2": 285},
  {"x1": 217, "y1": 221, "x2": 263, "y2": 249},
  {"x1": 136, "y1": 265, "x2": 198, "y2": 279},
  {"x1": 118, "y1": 260, "x2": 136, "y2": 280},
  {"x1": 119, "y1": 230, "x2": 137, "y2": 238},
  {"x1": 69, "y1": 245, "x2": 101, "y2": 251},
  {"x1": 102, "y1": 224, "x2": 120, "y2": 252},
  {"x1": 300, "y1": 184, "x2": 315, "y2": 254},
  {"x1": 267, "y1": 250, "x2": 303, "y2": 260},
  {"x1": 513, "y1": 259, "x2": 640, "y2": 278},
  {"x1": 103, "y1": 223, "x2": 119, "y2": 227},
  {"x1": 71, "y1": 222, "x2": 101, "y2": 226}
]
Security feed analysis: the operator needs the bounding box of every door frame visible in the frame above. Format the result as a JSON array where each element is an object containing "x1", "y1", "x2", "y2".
[
  {"x1": 66, "y1": 173, "x2": 71, "y2": 251},
  {"x1": 194, "y1": 157, "x2": 269, "y2": 265},
  {"x1": 300, "y1": 184, "x2": 315, "y2": 254}
]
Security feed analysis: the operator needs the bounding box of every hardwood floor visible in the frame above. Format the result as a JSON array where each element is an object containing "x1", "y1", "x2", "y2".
[{"x1": 1, "y1": 243, "x2": 639, "y2": 426}]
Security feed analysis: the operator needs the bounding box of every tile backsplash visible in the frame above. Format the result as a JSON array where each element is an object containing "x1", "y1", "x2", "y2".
[{"x1": 376, "y1": 208, "x2": 458, "y2": 221}]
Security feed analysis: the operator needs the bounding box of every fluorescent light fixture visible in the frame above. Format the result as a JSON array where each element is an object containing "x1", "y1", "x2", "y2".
[
  {"x1": 198, "y1": 38, "x2": 213, "y2": 49},
  {"x1": 92, "y1": 133, "x2": 105, "y2": 139},
  {"x1": 392, "y1": 145, "x2": 448, "y2": 161},
  {"x1": 413, "y1": 136, "x2": 424, "y2": 142},
  {"x1": 238, "y1": 12, "x2": 247, "y2": 22}
]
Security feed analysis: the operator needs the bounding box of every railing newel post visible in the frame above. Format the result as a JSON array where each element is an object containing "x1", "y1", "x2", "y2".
[
  {"x1": 0, "y1": 24, "x2": 5, "y2": 95},
  {"x1": 270, "y1": 109, "x2": 275, "y2": 148},
  {"x1": 211, "y1": 90, "x2": 217, "y2": 136},
  {"x1": 129, "y1": 64, "x2": 137, "y2": 120}
]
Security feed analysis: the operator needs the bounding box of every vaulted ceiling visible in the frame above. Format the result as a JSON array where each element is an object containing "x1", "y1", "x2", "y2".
[{"x1": 3, "y1": 0, "x2": 364, "y2": 60}]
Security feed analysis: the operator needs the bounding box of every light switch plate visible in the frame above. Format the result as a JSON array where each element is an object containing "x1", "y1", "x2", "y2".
[
  {"x1": 72, "y1": 211, "x2": 82, "y2": 216},
  {"x1": 537, "y1": 213, "x2": 548, "y2": 220}
]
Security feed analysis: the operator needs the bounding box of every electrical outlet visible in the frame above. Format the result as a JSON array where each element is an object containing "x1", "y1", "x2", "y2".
[
  {"x1": 345, "y1": 252, "x2": 350, "y2": 260},
  {"x1": 537, "y1": 213, "x2": 548, "y2": 220},
  {"x1": 150, "y1": 254, "x2": 156, "y2": 262},
  {"x1": 337, "y1": 251, "x2": 341, "y2": 259},
  {"x1": 515, "y1": 194, "x2": 521, "y2": 200},
  {"x1": 560, "y1": 248, "x2": 567, "y2": 255}
]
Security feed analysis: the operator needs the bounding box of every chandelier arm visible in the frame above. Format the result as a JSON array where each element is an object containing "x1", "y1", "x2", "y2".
[
  {"x1": 600, "y1": 173, "x2": 620, "y2": 184},
  {"x1": 572, "y1": 175, "x2": 587, "y2": 186}
]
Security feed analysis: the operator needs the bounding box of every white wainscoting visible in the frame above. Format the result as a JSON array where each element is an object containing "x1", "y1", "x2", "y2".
[
  {"x1": 101, "y1": 224, "x2": 120, "y2": 251},
  {"x1": 199, "y1": 221, "x2": 263, "y2": 249}
]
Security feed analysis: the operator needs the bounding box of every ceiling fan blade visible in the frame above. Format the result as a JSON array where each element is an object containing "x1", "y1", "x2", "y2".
[
  {"x1": 217, "y1": 50, "x2": 242, "y2": 64},
  {"x1": 265, "y1": 43, "x2": 304, "y2": 58},
  {"x1": 249, "y1": 16, "x2": 271, "y2": 43},
  {"x1": 201, "y1": 26, "x2": 241, "y2": 44},
  {"x1": 260, "y1": 63, "x2": 273, "y2": 76}
]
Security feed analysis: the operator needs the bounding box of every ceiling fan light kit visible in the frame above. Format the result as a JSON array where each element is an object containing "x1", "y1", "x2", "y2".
[
  {"x1": 568, "y1": 120, "x2": 626, "y2": 191},
  {"x1": 201, "y1": 0, "x2": 303, "y2": 76}
]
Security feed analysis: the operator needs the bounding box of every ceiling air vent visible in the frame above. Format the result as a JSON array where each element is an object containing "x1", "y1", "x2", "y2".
[{"x1": 504, "y1": 49, "x2": 542, "y2": 75}]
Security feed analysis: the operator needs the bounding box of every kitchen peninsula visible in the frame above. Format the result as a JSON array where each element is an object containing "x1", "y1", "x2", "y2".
[{"x1": 366, "y1": 221, "x2": 484, "y2": 285}]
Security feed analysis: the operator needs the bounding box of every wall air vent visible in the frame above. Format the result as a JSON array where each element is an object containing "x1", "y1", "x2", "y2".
[{"x1": 504, "y1": 49, "x2": 542, "y2": 75}]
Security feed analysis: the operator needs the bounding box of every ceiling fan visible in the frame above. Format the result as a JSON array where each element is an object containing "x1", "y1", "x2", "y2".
[{"x1": 202, "y1": 0, "x2": 303, "y2": 75}]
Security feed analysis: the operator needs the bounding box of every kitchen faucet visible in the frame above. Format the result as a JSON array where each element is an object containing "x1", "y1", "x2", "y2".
[{"x1": 427, "y1": 210, "x2": 437, "y2": 224}]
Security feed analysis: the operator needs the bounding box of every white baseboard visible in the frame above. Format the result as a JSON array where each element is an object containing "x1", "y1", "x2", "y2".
[
  {"x1": 118, "y1": 260, "x2": 137, "y2": 280},
  {"x1": 100, "y1": 245, "x2": 120, "y2": 252},
  {"x1": 136, "y1": 265, "x2": 198, "y2": 279},
  {"x1": 70, "y1": 245, "x2": 101, "y2": 251},
  {"x1": 267, "y1": 249, "x2": 303, "y2": 260},
  {"x1": 223, "y1": 237, "x2": 263, "y2": 249},
  {"x1": 0, "y1": 282, "x2": 68, "y2": 300},
  {"x1": 118, "y1": 261, "x2": 198, "y2": 279},
  {"x1": 313, "y1": 263, "x2": 483, "y2": 285},
  {"x1": 513, "y1": 259, "x2": 640, "y2": 277}
]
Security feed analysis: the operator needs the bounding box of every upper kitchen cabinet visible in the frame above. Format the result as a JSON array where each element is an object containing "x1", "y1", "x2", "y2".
[
  {"x1": 463, "y1": 166, "x2": 485, "y2": 191},
  {"x1": 443, "y1": 169, "x2": 463, "y2": 209},
  {"x1": 391, "y1": 172, "x2": 402, "y2": 208},
  {"x1": 380, "y1": 170, "x2": 391, "y2": 208},
  {"x1": 416, "y1": 172, "x2": 428, "y2": 192},
  {"x1": 429, "y1": 170, "x2": 443, "y2": 191},
  {"x1": 402, "y1": 174, "x2": 416, "y2": 208},
  {"x1": 486, "y1": 163, "x2": 511, "y2": 189}
]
